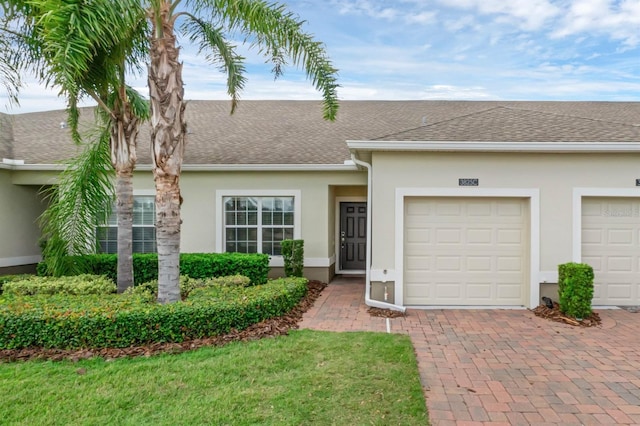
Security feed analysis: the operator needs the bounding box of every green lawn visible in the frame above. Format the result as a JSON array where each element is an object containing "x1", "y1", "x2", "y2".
[{"x1": 0, "y1": 330, "x2": 428, "y2": 425}]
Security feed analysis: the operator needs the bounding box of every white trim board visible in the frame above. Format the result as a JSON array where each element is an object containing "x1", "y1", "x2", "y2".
[
  {"x1": 348, "y1": 140, "x2": 640, "y2": 153},
  {"x1": 269, "y1": 255, "x2": 335, "y2": 268},
  {"x1": 5, "y1": 163, "x2": 360, "y2": 172},
  {"x1": 394, "y1": 188, "x2": 540, "y2": 309},
  {"x1": 0, "y1": 255, "x2": 42, "y2": 268},
  {"x1": 334, "y1": 196, "x2": 368, "y2": 274},
  {"x1": 572, "y1": 188, "x2": 640, "y2": 262}
]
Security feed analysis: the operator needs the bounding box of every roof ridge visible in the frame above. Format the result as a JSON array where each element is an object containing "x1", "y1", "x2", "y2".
[{"x1": 373, "y1": 106, "x2": 505, "y2": 141}]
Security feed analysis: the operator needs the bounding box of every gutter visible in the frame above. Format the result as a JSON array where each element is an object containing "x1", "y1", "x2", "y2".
[
  {"x1": 347, "y1": 140, "x2": 640, "y2": 153},
  {"x1": 350, "y1": 153, "x2": 406, "y2": 313},
  {"x1": 0, "y1": 162, "x2": 360, "y2": 172}
]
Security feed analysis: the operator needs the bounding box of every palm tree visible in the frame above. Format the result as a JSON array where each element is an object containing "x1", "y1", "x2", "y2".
[
  {"x1": 8, "y1": 0, "x2": 339, "y2": 303},
  {"x1": 147, "y1": 0, "x2": 339, "y2": 303},
  {"x1": 5, "y1": 0, "x2": 149, "y2": 292}
]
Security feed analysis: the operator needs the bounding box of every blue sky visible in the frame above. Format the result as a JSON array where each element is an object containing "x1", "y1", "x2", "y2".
[{"x1": 4, "y1": 0, "x2": 640, "y2": 113}]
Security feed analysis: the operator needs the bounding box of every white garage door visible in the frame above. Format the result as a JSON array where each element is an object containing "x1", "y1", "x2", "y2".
[
  {"x1": 404, "y1": 197, "x2": 529, "y2": 306},
  {"x1": 582, "y1": 197, "x2": 640, "y2": 306}
]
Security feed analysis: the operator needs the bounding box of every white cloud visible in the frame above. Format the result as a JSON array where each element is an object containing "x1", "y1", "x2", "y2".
[
  {"x1": 333, "y1": 0, "x2": 400, "y2": 20},
  {"x1": 406, "y1": 11, "x2": 437, "y2": 25},
  {"x1": 552, "y1": 0, "x2": 640, "y2": 47},
  {"x1": 5, "y1": 1, "x2": 640, "y2": 113},
  {"x1": 437, "y1": 0, "x2": 561, "y2": 30},
  {"x1": 444, "y1": 15, "x2": 478, "y2": 32},
  {"x1": 420, "y1": 84, "x2": 495, "y2": 100}
]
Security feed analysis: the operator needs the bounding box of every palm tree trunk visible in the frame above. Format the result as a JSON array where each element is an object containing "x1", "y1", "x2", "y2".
[
  {"x1": 115, "y1": 169, "x2": 133, "y2": 292},
  {"x1": 149, "y1": 1, "x2": 185, "y2": 304},
  {"x1": 111, "y1": 102, "x2": 139, "y2": 293}
]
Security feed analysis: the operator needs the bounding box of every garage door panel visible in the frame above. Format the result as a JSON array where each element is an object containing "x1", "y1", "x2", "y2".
[
  {"x1": 467, "y1": 283, "x2": 492, "y2": 300},
  {"x1": 497, "y1": 202, "x2": 523, "y2": 216},
  {"x1": 607, "y1": 284, "x2": 632, "y2": 298},
  {"x1": 467, "y1": 228, "x2": 493, "y2": 244},
  {"x1": 435, "y1": 256, "x2": 461, "y2": 271},
  {"x1": 404, "y1": 197, "x2": 528, "y2": 306},
  {"x1": 406, "y1": 229, "x2": 430, "y2": 243},
  {"x1": 582, "y1": 256, "x2": 602, "y2": 272},
  {"x1": 497, "y1": 229, "x2": 523, "y2": 245},
  {"x1": 496, "y1": 283, "x2": 522, "y2": 300},
  {"x1": 405, "y1": 255, "x2": 431, "y2": 270},
  {"x1": 497, "y1": 256, "x2": 522, "y2": 271},
  {"x1": 607, "y1": 257, "x2": 633, "y2": 272},
  {"x1": 583, "y1": 202, "x2": 603, "y2": 216},
  {"x1": 436, "y1": 229, "x2": 462, "y2": 244},
  {"x1": 582, "y1": 229, "x2": 602, "y2": 244},
  {"x1": 467, "y1": 256, "x2": 492, "y2": 271},
  {"x1": 435, "y1": 203, "x2": 462, "y2": 216},
  {"x1": 607, "y1": 229, "x2": 633, "y2": 245},
  {"x1": 436, "y1": 283, "x2": 462, "y2": 299},
  {"x1": 582, "y1": 197, "x2": 640, "y2": 305},
  {"x1": 467, "y1": 202, "x2": 492, "y2": 216}
]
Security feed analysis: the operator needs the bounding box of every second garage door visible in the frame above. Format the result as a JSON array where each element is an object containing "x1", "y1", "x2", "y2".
[
  {"x1": 404, "y1": 197, "x2": 529, "y2": 306},
  {"x1": 582, "y1": 197, "x2": 640, "y2": 306}
]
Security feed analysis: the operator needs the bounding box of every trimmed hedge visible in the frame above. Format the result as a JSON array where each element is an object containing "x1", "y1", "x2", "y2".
[
  {"x1": 3, "y1": 275, "x2": 116, "y2": 296},
  {"x1": 0, "y1": 274, "x2": 34, "y2": 294},
  {"x1": 125, "y1": 275, "x2": 251, "y2": 300},
  {"x1": 37, "y1": 253, "x2": 270, "y2": 286},
  {"x1": 0, "y1": 277, "x2": 307, "y2": 349},
  {"x1": 558, "y1": 262, "x2": 594, "y2": 319}
]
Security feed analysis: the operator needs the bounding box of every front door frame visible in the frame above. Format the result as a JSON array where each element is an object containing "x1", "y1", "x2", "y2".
[{"x1": 335, "y1": 196, "x2": 367, "y2": 274}]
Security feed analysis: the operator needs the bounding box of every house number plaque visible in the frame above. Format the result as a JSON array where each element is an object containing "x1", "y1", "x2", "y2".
[
  {"x1": 459, "y1": 178, "x2": 479, "y2": 186},
  {"x1": 636, "y1": 179, "x2": 640, "y2": 186}
]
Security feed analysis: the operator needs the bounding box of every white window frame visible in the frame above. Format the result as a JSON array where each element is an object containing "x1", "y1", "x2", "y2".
[
  {"x1": 97, "y1": 190, "x2": 156, "y2": 254},
  {"x1": 215, "y1": 190, "x2": 302, "y2": 260}
]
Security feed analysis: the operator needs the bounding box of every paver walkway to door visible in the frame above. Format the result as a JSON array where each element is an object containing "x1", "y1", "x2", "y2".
[{"x1": 300, "y1": 277, "x2": 640, "y2": 425}]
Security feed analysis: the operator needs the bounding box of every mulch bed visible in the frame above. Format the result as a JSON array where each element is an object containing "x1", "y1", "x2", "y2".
[
  {"x1": 0, "y1": 280, "x2": 327, "y2": 363},
  {"x1": 367, "y1": 307, "x2": 405, "y2": 318},
  {"x1": 530, "y1": 302, "x2": 601, "y2": 327}
]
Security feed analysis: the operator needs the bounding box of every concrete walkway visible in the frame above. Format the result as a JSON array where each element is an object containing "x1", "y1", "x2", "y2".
[{"x1": 300, "y1": 277, "x2": 640, "y2": 425}]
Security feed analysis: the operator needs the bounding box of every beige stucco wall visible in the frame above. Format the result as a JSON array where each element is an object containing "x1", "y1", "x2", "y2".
[
  {"x1": 369, "y1": 151, "x2": 640, "y2": 280},
  {"x1": 0, "y1": 169, "x2": 46, "y2": 268},
  {"x1": 8, "y1": 168, "x2": 367, "y2": 278},
  {"x1": 176, "y1": 171, "x2": 366, "y2": 261}
]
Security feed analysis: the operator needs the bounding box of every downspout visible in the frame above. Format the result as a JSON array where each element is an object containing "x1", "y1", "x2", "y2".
[{"x1": 351, "y1": 153, "x2": 406, "y2": 313}]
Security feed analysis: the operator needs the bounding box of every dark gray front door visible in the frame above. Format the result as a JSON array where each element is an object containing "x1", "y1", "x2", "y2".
[{"x1": 340, "y1": 202, "x2": 367, "y2": 270}]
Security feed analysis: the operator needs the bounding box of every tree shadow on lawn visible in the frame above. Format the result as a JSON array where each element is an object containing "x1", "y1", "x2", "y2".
[{"x1": 0, "y1": 281, "x2": 327, "y2": 363}]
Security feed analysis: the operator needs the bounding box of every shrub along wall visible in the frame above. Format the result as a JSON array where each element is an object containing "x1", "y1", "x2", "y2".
[
  {"x1": 3, "y1": 275, "x2": 116, "y2": 296},
  {"x1": 0, "y1": 274, "x2": 34, "y2": 295},
  {"x1": 0, "y1": 277, "x2": 307, "y2": 349},
  {"x1": 37, "y1": 253, "x2": 270, "y2": 286}
]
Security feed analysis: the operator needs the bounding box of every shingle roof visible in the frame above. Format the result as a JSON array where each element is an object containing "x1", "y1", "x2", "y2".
[
  {"x1": 0, "y1": 113, "x2": 14, "y2": 160},
  {"x1": 7, "y1": 100, "x2": 640, "y2": 166},
  {"x1": 375, "y1": 105, "x2": 640, "y2": 142}
]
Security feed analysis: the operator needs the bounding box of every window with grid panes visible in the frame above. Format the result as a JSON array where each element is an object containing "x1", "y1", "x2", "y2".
[
  {"x1": 96, "y1": 196, "x2": 156, "y2": 253},
  {"x1": 224, "y1": 196, "x2": 294, "y2": 255}
]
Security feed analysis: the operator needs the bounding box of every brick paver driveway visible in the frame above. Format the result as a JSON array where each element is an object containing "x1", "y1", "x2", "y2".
[{"x1": 300, "y1": 277, "x2": 640, "y2": 425}]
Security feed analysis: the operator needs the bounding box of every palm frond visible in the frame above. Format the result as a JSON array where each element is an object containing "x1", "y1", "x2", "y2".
[
  {"x1": 193, "y1": 0, "x2": 339, "y2": 120},
  {"x1": 126, "y1": 86, "x2": 151, "y2": 121},
  {"x1": 182, "y1": 16, "x2": 247, "y2": 112},
  {"x1": 39, "y1": 122, "x2": 114, "y2": 276}
]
